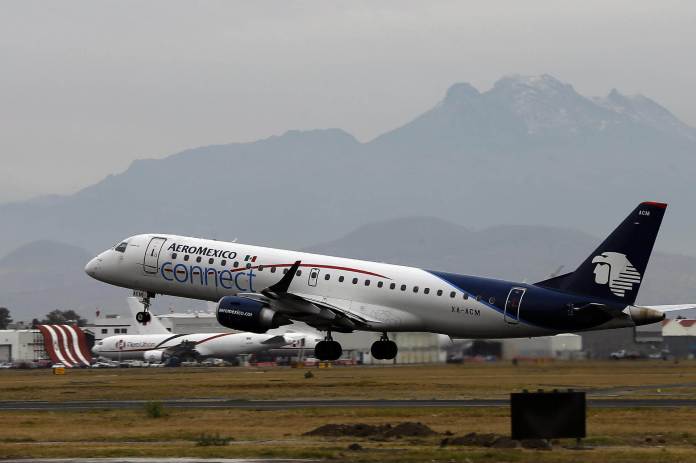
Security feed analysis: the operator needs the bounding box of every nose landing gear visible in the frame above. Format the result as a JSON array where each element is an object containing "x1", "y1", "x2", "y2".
[
  {"x1": 314, "y1": 331, "x2": 343, "y2": 361},
  {"x1": 371, "y1": 333, "x2": 398, "y2": 360},
  {"x1": 134, "y1": 291, "x2": 154, "y2": 325}
]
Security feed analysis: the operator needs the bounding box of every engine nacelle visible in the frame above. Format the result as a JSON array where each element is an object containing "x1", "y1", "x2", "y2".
[
  {"x1": 627, "y1": 306, "x2": 665, "y2": 326},
  {"x1": 143, "y1": 350, "x2": 164, "y2": 363},
  {"x1": 216, "y1": 296, "x2": 290, "y2": 333}
]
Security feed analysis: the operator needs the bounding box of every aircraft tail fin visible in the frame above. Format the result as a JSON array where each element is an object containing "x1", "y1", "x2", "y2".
[
  {"x1": 126, "y1": 297, "x2": 170, "y2": 335},
  {"x1": 535, "y1": 201, "x2": 666, "y2": 305}
]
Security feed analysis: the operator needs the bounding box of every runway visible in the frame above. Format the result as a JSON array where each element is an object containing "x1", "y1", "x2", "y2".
[{"x1": 1, "y1": 398, "x2": 695, "y2": 411}]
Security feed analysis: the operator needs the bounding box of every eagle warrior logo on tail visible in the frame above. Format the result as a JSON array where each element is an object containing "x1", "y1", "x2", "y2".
[{"x1": 591, "y1": 252, "x2": 642, "y2": 297}]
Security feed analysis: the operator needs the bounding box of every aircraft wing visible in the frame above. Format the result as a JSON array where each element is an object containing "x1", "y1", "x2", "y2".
[
  {"x1": 237, "y1": 260, "x2": 383, "y2": 332},
  {"x1": 162, "y1": 340, "x2": 199, "y2": 360},
  {"x1": 261, "y1": 334, "x2": 290, "y2": 345}
]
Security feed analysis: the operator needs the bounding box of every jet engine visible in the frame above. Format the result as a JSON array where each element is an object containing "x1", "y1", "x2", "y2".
[
  {"x1": 216, "y1": 296, "x2": 291, "y2": 333},
  {"x1": 143, "y1": 350, "x2": 164, "y2": 363}
]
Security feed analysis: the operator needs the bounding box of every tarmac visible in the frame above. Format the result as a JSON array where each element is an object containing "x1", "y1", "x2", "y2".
[{"x1": 1, "y1": 398, "x2": 695, "y2": 410}]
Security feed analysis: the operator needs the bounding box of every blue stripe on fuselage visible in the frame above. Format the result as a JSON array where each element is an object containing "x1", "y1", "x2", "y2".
[
  {"x1": 425, "y1": 270, "x2": 541, "y2": 328},
  {"x1": 426, "y1": 270, "x2": 619, "y2": 331}
]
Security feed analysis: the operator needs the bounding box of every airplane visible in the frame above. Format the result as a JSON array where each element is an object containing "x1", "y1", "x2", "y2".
[
  {"x1": 85, "y1": 201, "x2": 695, "y2": 362},
  {"x1": 92, "y1": 297, "x2": 319, "y2": 363}
]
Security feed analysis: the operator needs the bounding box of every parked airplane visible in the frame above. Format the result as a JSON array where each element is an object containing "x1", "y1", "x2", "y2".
[
  {"x1": 92, "y1": 297, "x2": 319, "y2": 363},
  {"x1": 86, "y1": 202, "x2": 694, "y2": 361}
]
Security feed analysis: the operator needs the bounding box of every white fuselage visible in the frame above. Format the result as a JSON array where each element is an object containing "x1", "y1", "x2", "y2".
[
  {"x1": 92, "y1": 331, "x2": 304, "y2": 361},
  {"x1": 86, "y1": 234, "x2": 571, "y2": 338}
]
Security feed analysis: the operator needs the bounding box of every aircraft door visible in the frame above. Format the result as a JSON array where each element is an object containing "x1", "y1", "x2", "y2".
[
  {"x1": 143, "y1": 237, "x2": 167, "y2": 274},
  {"x1": 308, "y1": 268, "x2": 320, "y2": 287},
  {"x1": 504, "y1": 287, "x2": 526, "y2": 324}
]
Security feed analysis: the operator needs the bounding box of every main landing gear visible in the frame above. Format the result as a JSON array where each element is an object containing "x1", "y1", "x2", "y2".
[
  {"x1": 371, "y1": 333, "x2": 398, "y2": 360},
  {"x1": 314, "y1": 332, "x2": 343, "y2": 361},
  {"x1": 134, "y1": 291, "x2": 154, "y2": 325}
]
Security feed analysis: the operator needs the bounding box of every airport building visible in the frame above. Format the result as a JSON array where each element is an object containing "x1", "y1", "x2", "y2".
[
  {"x1": 501, "y1": 334, "x2": 583, "y2": 360},
  {"x1": 83, "y1": 314, "x2": 132, "y2": 342},
  {"x1": 661, "y1": 319, "x2": 696, "y2": 358},
  {"x1": 0, "y1": 325, "x2": 92, "y2": 366},
  {"x1": 0, "y1": 330, "x2": 44, "y2": 363}
]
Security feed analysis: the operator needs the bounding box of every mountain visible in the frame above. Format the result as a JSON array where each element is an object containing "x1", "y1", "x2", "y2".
[
  {"x1": 3, "y1": 218, "x2": 695, "y2": 320},
  {"x1": 0, "y1": 74, "x2": 694, "y2": 258}
]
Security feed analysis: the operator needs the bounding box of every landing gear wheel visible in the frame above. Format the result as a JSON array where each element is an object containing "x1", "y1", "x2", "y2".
[
  {"x1": 371, "y1": 334, "x2": 398, "y2": 360},
  {"x1": 135, "y1": 311, "x2": 151, "y2": 324},
  {"x1": 315, "y1": 333, "x2": 343, "y2": 361}
]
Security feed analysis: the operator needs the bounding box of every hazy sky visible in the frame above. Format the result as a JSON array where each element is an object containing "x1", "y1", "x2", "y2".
[{"x1": 1, "y1": 1, "x2": 694, "y2": 202}]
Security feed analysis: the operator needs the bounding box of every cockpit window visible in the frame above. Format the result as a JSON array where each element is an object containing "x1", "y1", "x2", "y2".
[{"x1": 114, "y1": 242, "x2": 128, "y2": 253}]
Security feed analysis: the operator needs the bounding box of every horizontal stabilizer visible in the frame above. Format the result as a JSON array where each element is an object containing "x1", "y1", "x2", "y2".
[{"x1": 643, "y1": 304, "x2": 696, "y2": 313}]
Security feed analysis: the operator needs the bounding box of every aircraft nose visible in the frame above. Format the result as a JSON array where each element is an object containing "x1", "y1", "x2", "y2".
[{"x1": 85, "y1": 256, "x2": 102, "y2": 278}]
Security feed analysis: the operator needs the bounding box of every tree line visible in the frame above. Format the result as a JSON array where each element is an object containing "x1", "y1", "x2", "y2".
[{"x1": 0, "y1": 307, "x2": 87, "y2": 329}]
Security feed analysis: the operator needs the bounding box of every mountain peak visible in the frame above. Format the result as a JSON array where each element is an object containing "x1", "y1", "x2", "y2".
[
  {"x1": 443, "y1": 82, "x2": 481, "y2": 106},
  {"x1": 493, "y1": 74, "x2": 574, "y2": 94}
]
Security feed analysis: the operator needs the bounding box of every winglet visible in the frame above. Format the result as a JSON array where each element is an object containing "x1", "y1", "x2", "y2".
[{"x1": 267, "y1": 260, "x2": 302, "y2": 294}]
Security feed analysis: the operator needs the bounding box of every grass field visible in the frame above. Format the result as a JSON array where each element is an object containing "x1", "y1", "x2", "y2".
[
  {"x1": 2, "y1": 360, "x2": 696, "y2": 401},
  {"x1": 2, "y1": 361, "x2": 696, "y2": 461}
]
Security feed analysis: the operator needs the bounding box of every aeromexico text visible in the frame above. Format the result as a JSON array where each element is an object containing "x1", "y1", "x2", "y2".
[{"x1": 167, "y1": 243, "x2": 237, "y2": 259}]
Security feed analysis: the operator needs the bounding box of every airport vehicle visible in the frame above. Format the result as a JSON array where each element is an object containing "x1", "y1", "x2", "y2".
[
  {"x1": 609, "y1": 349, "x2": 641, "y2": 360},
  {"x1": 86, "y1": 202, "x2": 694, "y2": 361},
  {"x1": 92, "y1": 298, "x2": 318, "y2": 363}
]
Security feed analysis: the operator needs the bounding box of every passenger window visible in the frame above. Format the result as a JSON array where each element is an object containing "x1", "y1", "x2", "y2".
[
  {"x1": 221, "y1": 259, "x2": 226, "y2": 266},
  {"x1": 413, "y1": 286, "x2": 419, "y2": 293},
  {"x1": 424, "y1": 288, "x2": 430, "y2": 294},
  {"x1": 324, "y1": 274, "x2": 330, "y2": 280},
  {"x1": 311, "y1": 272, "x2": 317, "y2": 278},
  {"x1": 246, "y1": 263, "x2": 252, "y2": 269},
  {"x1": 172, "y1": 253, "x2": 177, "y2": 259},
  {"x1": 489, "y1": 297, "x2": 496, "y2": 304},
  {"x1": 233, "y1": 261, "x2": 239, "y2": 268},
  {"x1": 437, "y1": 289, "x2": 443, "y2": 296},
  {"x1": 390, "y1": 283, "x2": 396, "y2": 289},
  {"x1": 352, "y1": 277, "x2": 358, "y2": 284},
  {"x1": 114, "y1": 242, "x2": 128, "y2": 253},
  {"x1": 450, "y1": 291, "x2": 456, "y2": 298},
  {"x1": 271, "y1": 267, "x2": 276, "y2": 273},
  {"x1": 377, "y1": 281, "x2": 383, "y2": 288},
  {"x1": 259, "y1": 266, "x2": 264, "y2": 271},
  {"x1": 283, "y1": 268, "x2": 288, "y2": 274},
  {"x1": 401, "y1": 285, "x2": 406, "y2": 291},
  {"x1": 209, "y1": 258, "x2": 214, "y2": 264},
  {"x1": 476, "y1": 295, "x2": 482, "y2": 301},
  {"x1": 339, "y1": 276, "x2": 345, "y2": 282},
  {"x1": 463, "y1": 293, "x2": 469, "y2": 300},
  {"x1": 196, "y1": 256, "x2": 202, "y2": 263},
  {"x1": 365, "y1": 280, "x2": 370, "y2": 286},
  {"x1": 184, "y1": 255, "x2": 189, "y2": 261},
  {"x1": 296, "y1": 270, "x2": 302, "y2": 276}
]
